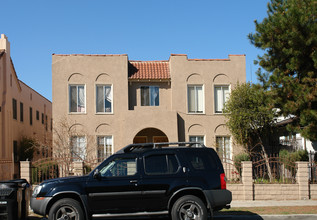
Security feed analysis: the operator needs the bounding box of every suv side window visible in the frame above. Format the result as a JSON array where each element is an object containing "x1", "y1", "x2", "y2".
[
  {"x1": 190, "y1": 155, "x2": 205, "y2": 170},
  {"x1": 100, "y1": 157, "x2": 137, "y2": 177},
  {"x1": 144, "y1": 154, "x2": 179, "y2": 175},
  {"x1": 186, "y1": 150, "x2": 218, "y2": 171}
]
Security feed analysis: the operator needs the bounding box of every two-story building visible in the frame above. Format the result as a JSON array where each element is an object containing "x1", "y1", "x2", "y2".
[
  {"x1": 52, "y1": 53, "x2": 245, "y2": 163},
  {"x1": 0, "y1": 34, "x2": 52, "y2": 180}
]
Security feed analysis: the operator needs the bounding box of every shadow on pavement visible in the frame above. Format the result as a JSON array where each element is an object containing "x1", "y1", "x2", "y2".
[
  {"x1": 27, "y1": 217, "x2": 169, "y2": 220},
  {"x1": 27, "y1": 217, "x2": 46, "y2": 220},
  {"x1": 28, "y1": 212, "x2": 264, "y2": 220},
  {"x1": 215, "y1": 210, "x2": 263, "y2": 219}
]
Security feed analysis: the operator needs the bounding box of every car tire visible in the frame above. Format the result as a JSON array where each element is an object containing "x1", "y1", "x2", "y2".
[
  {"x1": 171, "y1": 195, "x2": 207, "y2": 220},
  {"x1": 48, "y1": 198, "x2": 84, "y2": 220}
]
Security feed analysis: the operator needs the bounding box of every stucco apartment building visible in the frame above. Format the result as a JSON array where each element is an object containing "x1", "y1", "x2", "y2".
[
  {"x1": 52, "y1": 53, "x2": 245, "y2": 163},
  {"x1": 0, "y1": 34, "x2": 52, "y2": 180}
]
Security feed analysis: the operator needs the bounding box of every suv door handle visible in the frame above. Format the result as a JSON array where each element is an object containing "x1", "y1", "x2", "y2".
[{"x1": 130, "y1": 180, "x2": 138, "y2": 184}]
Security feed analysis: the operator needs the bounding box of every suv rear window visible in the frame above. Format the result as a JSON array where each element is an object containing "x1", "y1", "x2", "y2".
[
  {"x1": 144, "y1": 154, "x2": 179, "y2": 175},
  {"x1": 185, "y1": 150, "x2": 218, "y2": 171}
]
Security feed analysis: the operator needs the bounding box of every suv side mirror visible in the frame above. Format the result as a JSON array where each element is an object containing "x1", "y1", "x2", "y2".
[{"x1": 93, "y1": 169, "x2": 101, "y2": 180}]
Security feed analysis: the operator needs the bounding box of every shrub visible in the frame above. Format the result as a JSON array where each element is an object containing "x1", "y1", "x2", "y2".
[
  {"x1": 233, "y1": 152, "x2": 250, "y2": 175},
  {"x1": 32, "y1": 160, "x2": 59, "y2": 184},
  {"x1": 84, "y1": 164, "x2": 92, "y2": 174},
  {"x1": 279, "y1": 149, "x2": 290, "y2": 163},
  {"x1": 279, "y1": 149, "x2": 308, "y2": 171},
  {"x1": 19, "y1": 137, "x2": 37, "y2": 161}
]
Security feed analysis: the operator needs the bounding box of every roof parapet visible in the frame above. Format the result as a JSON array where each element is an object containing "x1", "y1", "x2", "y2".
[
  {"x1": 52, "y1": 53, "x2": 128, "y2": 57},
  {"x1": 170, "y1": 54, "x2": 245, "y2": 61},
  {"x1": 0, "y1": 34, "x2": 10, "y2": 55}
]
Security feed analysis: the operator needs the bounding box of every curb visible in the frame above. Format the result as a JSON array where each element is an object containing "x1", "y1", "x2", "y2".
[{"x1": 230, "y1": 200, "x2": 317, "y2": 208}]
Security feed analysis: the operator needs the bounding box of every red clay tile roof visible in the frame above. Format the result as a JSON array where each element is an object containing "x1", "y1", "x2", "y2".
[{"x1": 129, "y1": 61, "x2": 170, "y2": 80}]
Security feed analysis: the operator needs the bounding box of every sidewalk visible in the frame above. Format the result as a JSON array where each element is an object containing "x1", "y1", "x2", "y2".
[
  {"x1": 218, "y1": 200, "x2": 317, "y2": 220},
  {"x1": 231, "y1": 200, "x2": 317, "y2": 208}
]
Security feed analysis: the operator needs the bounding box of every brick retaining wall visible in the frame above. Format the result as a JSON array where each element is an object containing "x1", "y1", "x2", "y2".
[
  {"x1": 226, "y1": 161, "x2": 316, "y2": 200},
  {"x1": 311, "y1": 185, "x2": 317, "y2": 200},
  {"x1": 227, "y1": 184, "x2": 244, "y2": 200},
  {"x1": 254, "y1": 184, "x2": 299, "y2": 200},
  {"x1": 21, "y1": 160, "x2": 317, "y2": 200}
]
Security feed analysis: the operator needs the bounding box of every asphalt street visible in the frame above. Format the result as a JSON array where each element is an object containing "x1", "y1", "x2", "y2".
[
  {"x1": 27, "y1": 200, "x2": 317, "y2": 220},
  {"x1": 27, "y1": 214, "x2": 317, "y2": 220}
]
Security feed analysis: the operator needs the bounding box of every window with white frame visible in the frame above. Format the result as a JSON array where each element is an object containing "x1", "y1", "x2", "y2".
[
  {"x1": 141, "y1": 86, "x2": 159, "y2": 106},
  {"x1": 97, "y1": 136, "x2": 113, "y2": 162},
  {"x1": 71, "y1": 136, "x2": 86, "y2": 161},
  {"x1": 189, "y1": 136, "x2": 204, "y2": 147},
  {"x1": 96, "y1": 85, "x2": 112, "y2": 113},
  {"x1": 216, "y1": 136, "x2": 231, "y2": 162},
  {"x1": 69, "y1": 85, "x2": 86, "y2": 113},
  {"x1": 214, "y1": 85, "x2": 230, "y2": 113},
  {"x1": 188, "y1": 85, "x2": 204, "y2": 113}
]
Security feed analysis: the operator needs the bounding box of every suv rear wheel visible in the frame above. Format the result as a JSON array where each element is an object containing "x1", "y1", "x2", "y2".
[
  {"x1": 171, "y1": 195, "x2": 207, "y2": 220},
  {"x1": 49, "y1": 198, "x2": 84, "y2": 220}
]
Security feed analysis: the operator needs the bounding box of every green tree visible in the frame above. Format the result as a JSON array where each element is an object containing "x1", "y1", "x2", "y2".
[
  {"x1": 224, "y1": 83, "x2": 277, "y2": 181},
  {"x1": 19, "y1": 137, "x2": 37, "y2": 161},
  {"x1": 249, "y1": 0, "x2": 317, "y2": 140}
]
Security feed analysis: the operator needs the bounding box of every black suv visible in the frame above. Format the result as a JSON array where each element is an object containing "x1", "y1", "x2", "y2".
[{"x1": 31, "y1": 142, "x2": 232, "y2": 220}]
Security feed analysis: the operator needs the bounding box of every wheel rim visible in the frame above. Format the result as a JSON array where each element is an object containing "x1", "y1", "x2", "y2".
[
  {"x1": 179, "y1": 201, "x2": 202, "y2": 220},
  {"x1": 55, "y1": 205, "x2": 78, "y2": 220}
]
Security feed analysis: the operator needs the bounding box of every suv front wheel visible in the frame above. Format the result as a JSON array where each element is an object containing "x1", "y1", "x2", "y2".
[
  {"x1": 171, "y1": 195, "x2": 207, "y2": 220},
  {"x1": 48, "y1": 198, "x2": 84, "y2": 220}
]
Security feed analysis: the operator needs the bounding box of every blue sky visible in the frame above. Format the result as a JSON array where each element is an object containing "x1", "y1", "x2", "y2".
[{"x1": 1, "y1": 0, "x2": 269, "y2": 101}]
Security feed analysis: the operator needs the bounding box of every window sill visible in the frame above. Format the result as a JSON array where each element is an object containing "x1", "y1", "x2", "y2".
[
  {"x1": 187, "y1": 112, "x2": 205, "y2": 115},
  {"x1": 95, "y1": 112, "x2": 114, "y2": 115},
  {"x1": 140, "y1": 105, "x2": 160, "y2": 107},
  {"x1": 214, "y1": 112, "x2": 228, "y2": 115},
  {"x1": 68, "y1": 112, "x2": 87, "y2": 115}
]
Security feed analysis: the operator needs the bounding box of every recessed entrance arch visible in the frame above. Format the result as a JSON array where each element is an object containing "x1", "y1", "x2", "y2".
[{"x1": 133, "y1": 128, "x2": 169, "y2": 143}]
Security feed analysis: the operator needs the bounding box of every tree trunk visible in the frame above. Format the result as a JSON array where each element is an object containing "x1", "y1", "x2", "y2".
[{"x1": 259, "y1": 142, "x2": 273, "y2": 182}]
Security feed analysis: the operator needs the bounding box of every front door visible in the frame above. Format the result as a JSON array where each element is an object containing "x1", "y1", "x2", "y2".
[
  {"x1": 86, "y1": 154, "x2": 142, "y2": 214},
  {"x1": 153, "y1": 136, "x2": 168, "y2": 143}
]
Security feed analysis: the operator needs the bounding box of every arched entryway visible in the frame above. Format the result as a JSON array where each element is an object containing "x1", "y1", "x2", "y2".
[{"x1": 133, "y1": 128, "x2": 169, "y2": 143}]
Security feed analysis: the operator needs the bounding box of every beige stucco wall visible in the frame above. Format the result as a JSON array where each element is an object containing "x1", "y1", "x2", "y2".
[
  {"x1": 0, "y1": 34, "x2": 52, "y2": 180},
  {"x1": 129, "y1": 81, "x2": 171, "y2": 111},
  {"x1": 52, "y1": 55, "x2": 130, "y2": 158},
  {"x1": 52, "y1": 53, "x2": 246, "y2": 159},
  {"x1": 170, "y1": 54, "x2": 246, "y2": 152}
]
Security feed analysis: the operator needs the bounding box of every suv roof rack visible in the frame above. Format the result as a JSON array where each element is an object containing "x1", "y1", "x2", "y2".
[{"x1": 117, "y1": 142, "x2": 206, "y2": 153}]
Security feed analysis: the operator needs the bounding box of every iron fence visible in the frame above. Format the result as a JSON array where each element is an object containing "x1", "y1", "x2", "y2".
[
  {"x1": 31, "y1": 158, "x2": 59, "y2": 184},
  {"x1": 31, "y1": 152, "x2": 313, "y2": 185},
  {"x1": 31, "y1": 156, "x2": 104, "y2": 184},
  {"x1": 252, "y1": 154, "x2": 297, "y2": 184},
  {"x1": 222, "y1": 159, "x2": 242, "y2": 183}
]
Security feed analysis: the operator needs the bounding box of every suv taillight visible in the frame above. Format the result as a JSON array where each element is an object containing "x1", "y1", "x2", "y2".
[{"x1": 220, "y1": 173, "x2": 226, "y2": 189}]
